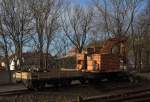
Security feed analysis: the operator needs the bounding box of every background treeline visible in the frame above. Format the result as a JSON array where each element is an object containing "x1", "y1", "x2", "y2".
[{"x1": 0, "y1": 0, "x2": 149, "y2": 72}]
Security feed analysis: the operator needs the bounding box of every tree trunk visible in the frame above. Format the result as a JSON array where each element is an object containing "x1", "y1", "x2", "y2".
[
  {"x1": 146, "y1": 51, "x2": 150, "y2": 70},
  {"x1": 138, "y1": 48, "x2": 142, "y2": 72},
  {"x1": 38, "y1": 33, "x2": 44, "y2": 71},
  {"x1": 45, "y1": 41, "x2": 50, "y2": 70},
  {"x1": 39, "y1": 48, "x2": 43, "y2": 71},
  {"x1": 2, "y1": 34, "x2": 12, "y2": 83},
  {"x1": 4, "y1": 47, "x2": 11, "y2": 83}
]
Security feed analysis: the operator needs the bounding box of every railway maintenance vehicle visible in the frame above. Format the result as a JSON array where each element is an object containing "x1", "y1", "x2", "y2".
[{"x1": 13, "y1": 37, "x2": 128, "y2": 90}]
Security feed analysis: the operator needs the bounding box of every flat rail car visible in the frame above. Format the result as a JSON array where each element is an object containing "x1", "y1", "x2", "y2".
[
  {"x1": 13, "y1": 37, "x2": 129, "y2": 90},
  {"x1": 13, "y1": 69, "x2": 85, "y2": 89},
  {"x1": 13, "y1": 68, "x2": 128, "y2": 90}
]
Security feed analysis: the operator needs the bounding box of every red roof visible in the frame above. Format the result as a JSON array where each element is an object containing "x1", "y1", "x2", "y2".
[{"x1": 9, "y1": 52, "x2": 52, "y2": 59}]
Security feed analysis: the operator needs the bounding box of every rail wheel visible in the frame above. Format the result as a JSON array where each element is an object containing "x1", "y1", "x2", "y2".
[
  {"x1": 80, "y1": 79, "x2": 87, "y2": 85},
  {"x1": 38, "y1": 82, "x2": 45, "y2": 89},
  {"x1": 53, "y1": 81, "x2": 60, "y2": 87},
  {"x1": 23, "y1": 79, "x2": 33, "y2": 90},
  {"x1": 88, "y1": 80, "x2": 94, "y2": 85},
  {"x1": 61, "y1": 80, "x2": 71, "y2": 87}
]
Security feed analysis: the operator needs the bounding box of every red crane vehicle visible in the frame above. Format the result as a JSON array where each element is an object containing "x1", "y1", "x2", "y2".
[{"x1": 13, "y1": 37, "x2": 128, "y2": 90}]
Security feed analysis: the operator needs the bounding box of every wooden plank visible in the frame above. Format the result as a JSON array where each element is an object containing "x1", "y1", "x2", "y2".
[
  {"x1": 76, "y1": 64, "x2": 83, "y2": 70},
  {"x1": 87, "y1": 60, "x2": 94, "y2": 66},
  {"x1": 87, "y1": 65, "x2": 94, "y2": 71},
  {"x1": 76, "y1": 54, "x2": 85, "y2": 60}
]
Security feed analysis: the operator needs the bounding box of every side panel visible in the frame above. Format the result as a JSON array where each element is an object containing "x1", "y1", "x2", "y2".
[
  {"x1": 35, "y1": 70, "x2": 83, "y2": 80},
  {"x1": 101, "y1": 54, "x2": 120, "y2": 72},
  {"x1": 13, "y1": 71, "x2": 31, "y2": 82},
  {"x1": 13, "y1": 69, "x2": 83, "y2": 82}
]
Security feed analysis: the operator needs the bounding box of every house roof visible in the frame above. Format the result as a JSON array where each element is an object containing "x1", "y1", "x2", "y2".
[{"x1": 9, "y1": 52, "x2": 52, "y2": 59}]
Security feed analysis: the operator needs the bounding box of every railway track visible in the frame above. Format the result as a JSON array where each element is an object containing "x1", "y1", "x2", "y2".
[
  {"x1": 0, "y1": 81, "x2": 149, "y2": 102},
  {"x1": 0, "y1": 83, "x2": 82, "y2": 96},
  {"x1": 75, "y1": 86, "x2": 150, "y2": 102},
  {"x1": 106, "y1": 89, "x2": 150, "y2": 102},
  {"x1": 0, "y1": 89, "x2": 31, "y2": 96}
]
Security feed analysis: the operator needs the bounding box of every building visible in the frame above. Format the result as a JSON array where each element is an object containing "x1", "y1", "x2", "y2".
[
  {"x1": 64, "y1": 48, "x2": 77, "y2": 57},
  {"x1": 1, "y1": 52, "x2": 54, "y2": 71},
  {"x1": 57, "y1": 48, "x2": 77, "y2": 69}
]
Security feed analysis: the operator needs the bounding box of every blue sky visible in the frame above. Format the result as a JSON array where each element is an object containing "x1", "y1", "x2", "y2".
[
  {"x1": 72, "y1": 0, "x2": 148, "y2": 8},
  {"x1": 72, "y1": 0, "x2": 90, "y2": 5}
]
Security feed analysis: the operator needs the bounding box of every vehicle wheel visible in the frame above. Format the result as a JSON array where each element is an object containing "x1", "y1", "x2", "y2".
[
  {"x1": 88, "y1": 79, "x2": 99, "y2": 85},
  {"x1": 80, "y1": 79, "x2": 87, "y2": 85},
  {"x1": 88, "y1": 79, "x2": 94, "y2": 85},
  {"x1": 53, "y1": 81, "x2": 60, "y2": 87},
  {"x1": 23, "y1": 80, "x2": 33, "y2": 90},
  {"x1": 38, "y1": 82, "x2": 45, "y2": 89},
  {"x1": 61, "y1": 80, "x2": 71, "y2": 87}
]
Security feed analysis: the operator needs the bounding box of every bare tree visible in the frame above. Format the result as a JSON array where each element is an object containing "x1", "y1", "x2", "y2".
[
  {"x1": 0, "y1": 16, "x2": 12, "y2": 82},
  {"x1": 62, "y1": 5, "x2": 94, "y2": 53},
  {"x1": 93, "y1": 0, "x2": 141, "y2": 37},
  {"x1": 51, "y1": 34, "x2": 71, "y2": 57},
  {"x1": 28, "y1": 0, "x2": 62, "y2": 70},
  {"x1": 130, "y1": 0, "x2": 150, "y2": 71},
  {"x1": 0, "y1": 17, "x2": 9, "y2": 70},
  {"x1": 0, "y1": 0, "x2": 33, "y2": 70},
  {"x1": 44, "y1": 1, "x2": 62, "y2": 70}
]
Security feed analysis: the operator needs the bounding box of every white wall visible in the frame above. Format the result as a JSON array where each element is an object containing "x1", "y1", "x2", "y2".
[{"x1": 10, "y1": 60, "x2": 15, "y2": 70}]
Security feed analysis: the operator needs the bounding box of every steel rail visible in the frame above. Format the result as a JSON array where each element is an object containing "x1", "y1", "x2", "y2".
[
  {"x1": 73, "y1": 85, "x2": 150, "y2": 102},
  {"x1": 0, "y1": 89, "x2": 31, "y2": 96}
]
